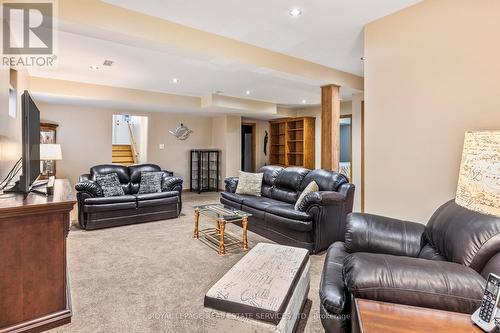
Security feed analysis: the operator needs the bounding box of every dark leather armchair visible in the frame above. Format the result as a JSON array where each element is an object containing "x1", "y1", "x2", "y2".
[
  {"x1": 221, "y1": 165, "x2": 355, "y2": 253},
  {"x1": 320, "y1": 200, "x2": 500, "y2": 333},
  {"x1": 75, "y1": 164, "x2": 183, "y2": 230}
]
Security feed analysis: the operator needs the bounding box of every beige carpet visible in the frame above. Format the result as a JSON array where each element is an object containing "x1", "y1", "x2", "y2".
[{"x1": 49, "y1": 192, "x2": 326, "y2": 333}]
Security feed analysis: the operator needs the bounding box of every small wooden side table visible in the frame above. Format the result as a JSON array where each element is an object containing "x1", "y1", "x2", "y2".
[{"x1": 355, "y1": 299, "x2": 485, "y2": 333}]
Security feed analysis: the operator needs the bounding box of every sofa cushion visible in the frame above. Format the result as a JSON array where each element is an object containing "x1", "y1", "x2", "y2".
[
  {"x1": 84, "y1": 195, "x2": 137, "y2": 213},
  {"x1": 265, "y1": 213, "x2": 312, "y2": 232},
  {"x1": 258, "y1": 165, "x2": 284, "y2": 198},
  {"x1": 138, "y1": 171, "x2": 163, "y2": 194},
  {"x1": 300, "y1": 169, "x2": 348, "y2": 192},
  {"x1": 85, "y1": 195, "x2": 137, "y2": 205},
  {"x1": 343, "y1": 252, "x2": 485, "y2": 314},
  {"x1": 220, "y1": 191, "x2": 245, "y2": 204},
  {"x1": 271, "y1": 167, "x2": 310, "y2": 204},
  {"x1": 137, "y1": 196, "x2": 178, "y2": 208},
  {"x1": 235, "y1": 171, "x2": 263, "y2": 196},
  {"x1": 295, "y1": 180, "x2": 319, "y2": 210},
  {"x1": 135, "y1": 191, "x2": 179, "y2": 200},
  {"x1": 91, "y1": 164, "x2": 130, "y2": 194},
  {"x1": 266, "y1": 204, "x2": 312, "y2": 222},
  {"x1": 320, "y1": 242, "x2": 350, "y2": 314},
  {"x1": 95, "y1": 173, "x2": 125, "y2": 197},
  {"x1": 242, "y1": 196, "x2": 284, "y2": 211}
]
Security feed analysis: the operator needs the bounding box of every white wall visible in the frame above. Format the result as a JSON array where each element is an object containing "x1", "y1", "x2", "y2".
[{"x1": 364, "y1": 0, "x2": 500, "y2": 222}]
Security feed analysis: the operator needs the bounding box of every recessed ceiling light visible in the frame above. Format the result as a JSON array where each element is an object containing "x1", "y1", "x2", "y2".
[
  {"x1": 245, "y1": 90, "x2": 251, "y2": 95},
  {"x1": 301, "y1": 99, "x2": 307, "y2": 104},
  {"x1": 360, "y1": 57, "x2": 366, "y2": 61},
  {"x1": 288, "y1": 8, "x2": 302, "y2": 17},
  {"x1": 172, "y1": 78, "x2": 180, "y2": 84},
  {"x1": 89, "y1": 65, "x2": 99, "y2": 71}
]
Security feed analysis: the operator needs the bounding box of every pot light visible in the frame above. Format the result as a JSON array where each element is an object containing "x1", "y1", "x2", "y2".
[
  {"x1": 245, "y1": 90, "x2": 251, "y2": 95},
  {"x1": 360, "y1": 57, "x2": 366, "y2": 61},
  {"x1": 172, "y1": 78, "x2": 180, "y2": 84},
  {"x1": 288, "y1": 8, "x2": 302, "y2": 17},
  {"x1": 301, "y1": 99, "x2": 307, "y2": 104},
  {"x1": 89, "y1": 65, "x2": 100, "y2": 71}
]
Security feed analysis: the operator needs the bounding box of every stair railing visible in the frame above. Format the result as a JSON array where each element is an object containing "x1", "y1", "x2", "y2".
[{"x1": 126, "y1": 120, "x2": 139, "y2": 164}]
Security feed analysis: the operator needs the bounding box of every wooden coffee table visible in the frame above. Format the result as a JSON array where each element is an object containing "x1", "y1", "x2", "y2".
[
  {"x1": 193, "y1": 204, "x2": 251, "y2": 256},
  {"x1": 355, "y1": 299, "x2": 484, "y2": 333}
]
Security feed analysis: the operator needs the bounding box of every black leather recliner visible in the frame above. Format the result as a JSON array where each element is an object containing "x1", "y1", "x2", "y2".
[
  {"x1": 221, "y1": 165, "x2": 355, "y2": 254},
  {"x1": 320, "y1": 200, "x2": 500, "y2": 333},
  {"x1": 75, "y1": 164, "x2": 183, "y2": 230}
]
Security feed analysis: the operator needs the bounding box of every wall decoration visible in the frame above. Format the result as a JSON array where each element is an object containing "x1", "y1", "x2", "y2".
[
  {"x1": 264, "y1": 130, "x2": 268, "y2": 156},
  {"x1": 169, "y1": 123, "x2": 193, "y2": 140}
]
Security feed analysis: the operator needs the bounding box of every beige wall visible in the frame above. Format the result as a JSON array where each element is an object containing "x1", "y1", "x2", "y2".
[
  {"x1": 364, "y1": 0, "x2": 500, "y2": 222},
  {"x1": 211, "y1": 115, "x2": 242, "y2": 187},
  {"x1": 39, "y1": 103, "x2": 214, "y2": 186}
]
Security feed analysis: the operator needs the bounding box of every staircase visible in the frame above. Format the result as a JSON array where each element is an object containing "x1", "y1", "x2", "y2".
[{"x1": 112, "y1": 145, "x2": 135, "y2": 166}]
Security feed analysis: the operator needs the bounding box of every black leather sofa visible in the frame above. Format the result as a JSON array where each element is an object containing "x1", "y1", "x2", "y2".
[
  {"x1": 221, "y1": 165, "x2": 355, "y2": 254},
  {"x1": 319, "y1": 200, "x2": 500, "y2": 333},
  {"x1": 75, "y1": 164, "x2": 183, "y2": 230}
]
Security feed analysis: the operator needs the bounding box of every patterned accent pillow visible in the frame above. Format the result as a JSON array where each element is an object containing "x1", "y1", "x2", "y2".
[
  {"x1": 295, "y1": 181, "x2": 319, "y2": 210},
  {"x1": 235, "y1": 171, "x2": 263, "y2": 196},
  {"x1": 138, "y1": 171, "x2": 163, "y2": 194},
  {"x1": 95, "y1": 173, "x2": 125, "y2": 197}
]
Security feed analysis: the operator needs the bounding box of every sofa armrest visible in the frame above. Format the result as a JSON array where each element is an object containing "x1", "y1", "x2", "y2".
[
  {"x1": 162, "y1": 176, "x2": 183, "y2": 193},
  {"x1": 224, "y1": 177, "x2": 239, "y2": 193},
  {"x1": 75, "y1": 180, "x2": 103, "y2": 197},
  {"x1": 79, "y1": 173, "x2": 91, "y2": 183},
  {"x1": 344, "y1": 253, "x2": 485, "y2": 314},
  {"x1": 345, "y1": 213, "x2": 425, "y2": 257},
  {"x1": 162, "y1": 170, "x2": 174, "y2": 177},
  {"x1": 302, "y1": 186, "x2": 355, "y2": 254},
  {"x1": 297, "y1": 191, "x2": 345, "y2": 211}
]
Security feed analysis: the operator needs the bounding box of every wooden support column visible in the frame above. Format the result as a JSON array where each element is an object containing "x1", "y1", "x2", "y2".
[{"x1": 321, "y1": 84, "x2": 341, "y2": 170}]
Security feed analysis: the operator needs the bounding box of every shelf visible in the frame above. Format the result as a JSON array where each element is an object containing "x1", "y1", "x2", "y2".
[
  {"x1": 288, "y1": 152, "x2": 304, "y2": 155},
  {"x1": 287, "y1": 140, "x2": 304, "y2": 142},
  {"x1": 271, "y1": 144, "x2": 285, "y2": 146},
  {"x1": 287, "y1": 128, "x2": 304, "y2": 132}
]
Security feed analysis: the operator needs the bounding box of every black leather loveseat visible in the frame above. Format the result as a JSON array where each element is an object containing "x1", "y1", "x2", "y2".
[
  {"x1": 75, "y1": 164, "x2": 183, "y2": 230},
  {"x1": 319, "y1": 200, "x2": 500, "y2": 333},
  {"x1": 221, "y1": 165, "x2": 355, "y2": 254}
]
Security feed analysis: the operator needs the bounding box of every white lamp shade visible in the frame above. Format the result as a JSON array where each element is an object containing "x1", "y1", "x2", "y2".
[
  {"x1": 455, "y1": 131, "x2": 500, "y2": 217},
  {"x1": 40, "y1": 144, "x2": 62, "y2": 161}
]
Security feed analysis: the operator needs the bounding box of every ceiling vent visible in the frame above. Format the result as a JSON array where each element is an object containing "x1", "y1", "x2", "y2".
[{"x1": 103, "y1": 60, "x2": 114, "y2": 66}]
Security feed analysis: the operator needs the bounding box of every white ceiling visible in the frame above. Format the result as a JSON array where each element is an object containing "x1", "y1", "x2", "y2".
[
  {"x1": 103, "y1": 0, "x2": 421, "y2": 76},
  {"x1": 29, "y1": 0, "x2": 420, "y2": 113}
]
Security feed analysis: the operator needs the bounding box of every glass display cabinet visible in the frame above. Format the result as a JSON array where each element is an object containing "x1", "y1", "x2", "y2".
[{"x1": 190, "y1": 149, "x2": 220, "y2": 193}]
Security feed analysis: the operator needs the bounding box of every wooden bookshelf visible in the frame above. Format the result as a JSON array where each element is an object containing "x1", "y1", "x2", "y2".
[{"x1": 269, "y1": 117, "x2": 315, "y2": 169}]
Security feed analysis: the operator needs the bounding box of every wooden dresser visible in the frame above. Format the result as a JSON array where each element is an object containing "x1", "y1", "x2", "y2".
[{"x1": 0, "y1": 179, "x2": 75, "y2": 333}]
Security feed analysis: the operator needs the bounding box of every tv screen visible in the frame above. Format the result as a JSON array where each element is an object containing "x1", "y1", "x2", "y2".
[{"x1": 14, "y1": 91, "x2": 40, "y2": 193}]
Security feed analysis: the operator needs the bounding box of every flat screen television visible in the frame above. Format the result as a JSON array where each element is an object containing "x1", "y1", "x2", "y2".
[{"x1": 6, "y1": 91, "x2": 41, "y2": 193}]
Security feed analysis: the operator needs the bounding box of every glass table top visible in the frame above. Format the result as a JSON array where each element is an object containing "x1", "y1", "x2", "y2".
[{"x1": 193, "y1": 204, "x2": 252, "y2": 221}]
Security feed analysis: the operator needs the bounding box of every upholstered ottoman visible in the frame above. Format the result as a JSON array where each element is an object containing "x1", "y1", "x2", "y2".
[{"x1": 203, "y1": 243, "x2": 310, "y2": 333}]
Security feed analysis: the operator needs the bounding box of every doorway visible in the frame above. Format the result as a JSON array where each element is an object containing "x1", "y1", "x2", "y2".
[
  {"x1": 241, "y1": 123, "x2": 256, "y2": 172},
  {"x1": 112, "y1": 114, "x2": 148, "y2": 166},
  {"x1": 339, "y1": 115, "x2": 352, "y2": 181}
]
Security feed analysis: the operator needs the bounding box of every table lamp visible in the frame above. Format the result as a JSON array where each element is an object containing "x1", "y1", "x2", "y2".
[
  {"x1": 455, "y1": 131, "x2": 500, "y2": 217},
  {"x1": 40, "y1": 144, "x2": 62, "y2": 178}
]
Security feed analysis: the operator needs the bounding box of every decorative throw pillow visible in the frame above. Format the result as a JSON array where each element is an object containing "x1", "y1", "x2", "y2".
[
  {"x1": 95, "y1": 173, "x2": 125, "y2": 197},
  {"x1": 295, "y1": 181, "x2": 319, "y2": 211},
  {"x1": 138, "y1": 171, "x2": 163, "y2": 194},
  {"x1": 235, "y1": 171, "x2": 263, "y2": 196}
]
